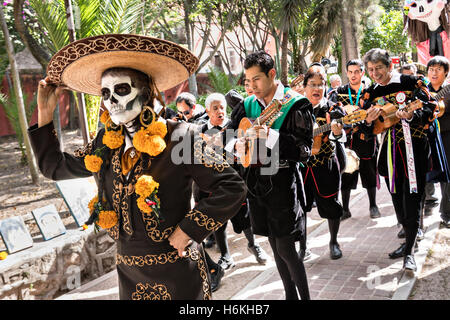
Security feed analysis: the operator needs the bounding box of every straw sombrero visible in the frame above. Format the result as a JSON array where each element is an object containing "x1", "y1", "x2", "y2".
[{"x1": 46, "y1": 34, "x2": 199, "y2": 95}]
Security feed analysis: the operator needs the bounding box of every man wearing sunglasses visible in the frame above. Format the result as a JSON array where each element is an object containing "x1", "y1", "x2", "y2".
[{"x1": 175, "y1": 92, "x2": 208, "y2": 124}]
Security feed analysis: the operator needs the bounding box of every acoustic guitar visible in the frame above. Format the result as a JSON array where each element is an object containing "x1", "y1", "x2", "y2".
[
  {"x1": 432, "y1": 84, "x2": 450, "y2": 118},
  {"x1": 312, "y1": 110, "x2": 367, "y2": 155},
  {"x1": 237, "y1": 99, "x2": 283, "y2": 167},
  {"x1": 372, "y1": 84, "x2": 450, "y2": 135},
  {"x1": 372, "y1": 99, "x2": 423, "y2": 135}
]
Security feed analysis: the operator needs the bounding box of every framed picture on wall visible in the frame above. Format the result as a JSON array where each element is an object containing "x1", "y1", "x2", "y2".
[
  {"x1": 32, "y1": 204, "x2": 66, "y2": 241},
  {"x1": 0, "y1": 216, "x2": 33, "y2": 254},
  {"x1": 55, "y1": 177, "x2": 98, "y2": 228}
]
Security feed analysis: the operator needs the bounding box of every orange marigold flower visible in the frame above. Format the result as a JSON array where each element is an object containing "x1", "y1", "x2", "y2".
[
  {"x1": 100, "y1": 111, "x2": 110, "y2": 124},
  {"x1": 146, "y1": 135, "x2": 166, "y2": 156},
  {"x1": 133, "y1": 129, "x2": 166, "y2": 156},
  {"x1": 103, "y1": 130, "x2": 124, "y2": 149},
  {"x1": 137, "y1": 196, "x2": 153, "y2": 213},
  {"x1": 133, "y1": 128, "x2": 149, "y2": 153},
  {"x1": 148, "y1": 121, "x2": 167, "y2": 138},
  {"x1": 135, "y1": 175, "x2": 159, "y2": 197},
  {"x1": 96, "y1": 210, "x2": 118, "y2": 229},
  {"x1": 88, "y1": 196, "x2": 99, "y2": 213},
  {"x1": 84, "y1": 155, "x2": 103, "y2": 172},
  {"x1": 0, "y1": 251, "x2": 8, "y2": 260},
  {"x1": 88, "y1": 196, "x2": 107, "y2": 214}
]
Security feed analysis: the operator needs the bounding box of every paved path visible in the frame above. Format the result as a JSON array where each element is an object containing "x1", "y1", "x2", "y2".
[{"x1": 56, "y1": 183, "x2": 443, "y2": 300}]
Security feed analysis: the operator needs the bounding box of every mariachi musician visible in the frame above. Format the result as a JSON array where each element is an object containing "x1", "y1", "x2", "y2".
[
  {"x1": 226, "y1": 51, "x2": 313, "y2": 300},
  {"x1": 328, "y1": 59, "x2": 381, "y2": 220},
  {"x1": 361, "y1": 48, "x2": 437, "y2": 274},
  {"x1": 301, "y1": 67, "x2": 346, "y2": 261}
]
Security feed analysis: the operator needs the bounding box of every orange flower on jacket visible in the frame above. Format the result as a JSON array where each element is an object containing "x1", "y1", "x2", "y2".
[
  {"x1": 137, "y1": 196, "x2": 153, "y2": 214},
  {"x1": 133, "y1": 128, "x2": 166, "y2": 157},
  {"x1": 103, "y1": 129, "x2": 124, "y2": 149},
  {"x1": 147, "y1": 121, "x2": 168, "y2": 138},
  {"x1": 84, "y1": 155, "x2": 103, "y2": 172},
  {"x1": 135, "y1": 175, "x2": 159, "y2": 197}
]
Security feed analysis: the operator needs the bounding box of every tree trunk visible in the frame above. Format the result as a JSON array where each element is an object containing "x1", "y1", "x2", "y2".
[
  {"x1": 0, "y1": 5, "x2": 40, "y2": 185},
  {"x1": 64, "y1": 0, "x2": 90, "y2": 144},
  {"x1": 13, "y1": 0, "x2": 51, "y2": 69},
  {"x1": 340, "y1": 0, "x2": 359, "y2": 82},
  {"x1": 280, "y1": 30, "x2": 289, "y2": 86},
  {"x1": 183, "y1": 0, "x2": 198, "y2": 97}
]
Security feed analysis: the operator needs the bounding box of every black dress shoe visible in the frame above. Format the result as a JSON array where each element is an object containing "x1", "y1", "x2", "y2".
[
  {"x1": 329, "y1": 243, "x2": 342, "y2": 260},
  {"x1": 397, "y1": 227, "x2": 406, "y2": 239},
  {"x1": 299, "y1": 248, "x2": 312, "y2": 262},
  {"x1": 403, "y1": 255, "x2": 417, "y2": 276},
  {"x1": 441, "y1": 220, "x2": 450, "y2": 228},
  {"x1": 341, "y1": 209, "x2": 351, "y2": 221},
  {"x1": 369, "y1": 206, "x2": 381, "y2": 218},
  {"x1": 210, "y1": 265, "x2": 225, "y2": 292},
  {"x1": 389, "y1": 243, "x2": 406, "y2": 259}
]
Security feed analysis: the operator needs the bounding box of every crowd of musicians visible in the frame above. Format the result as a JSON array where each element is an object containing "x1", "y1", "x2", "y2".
[
  {"x1": 31, "y1": 31, "x2": 449, "y2": 299},
  {"x1": 174, "y1": 49, "x2": 450, "y2": 299}
]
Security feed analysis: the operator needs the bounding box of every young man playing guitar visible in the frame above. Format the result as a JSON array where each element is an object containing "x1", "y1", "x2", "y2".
[
  {"x1": 226, "y1": 51, "x2": 314, "y2": 300},
  {"x1": 329, "y1": 59, "x2": 381, "y2": 220},
  {"x1": 427, "y1": 56, "x2": 450, "y2": 228},
  {"x1": 361, "y1": 48, "x2": 437, "y2": 274}
]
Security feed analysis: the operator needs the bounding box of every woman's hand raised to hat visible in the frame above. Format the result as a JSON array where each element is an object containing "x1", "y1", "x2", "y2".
[{"x1": 37, "y1": 77, "x2": 68, "y2": 128}]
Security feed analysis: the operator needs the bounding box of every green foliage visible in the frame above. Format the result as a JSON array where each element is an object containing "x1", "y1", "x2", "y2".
[
  {"x1": 83, "y1": 94, "x2": 102, "y2": 137},
  {"x1": 98, "y1": 0, "x2": 145, "y2": 34},
  {"x1": 206, "y1": 68, "x2": 239, "y2": 95},
  {"x1": 360, "y1": 8, "x2": 411, "y2": 56},
  {"x1": 28, "y1": 0, "x2": 145, "y2": 134},
  {"x1": 379, "y1": 0, "x2": 402, "y2": 12},
  {"x1": 0, "y1": 3, "x2": 27, "y2": 83},
  {"x1": 29, "y1": 0, "x2": 68, "y2": 53},
  {"x1": 0, "y1": 90, "x2": 37, "y2": 164}
]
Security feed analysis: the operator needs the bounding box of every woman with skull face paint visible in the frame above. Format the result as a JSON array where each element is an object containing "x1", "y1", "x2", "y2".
[{"x1": 28, "y1": 34, "x2": 246, "y2": 300}]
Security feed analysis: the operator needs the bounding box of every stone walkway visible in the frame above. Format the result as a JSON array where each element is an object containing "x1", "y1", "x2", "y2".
[
  {"x1": 56, "y1": 183, "x2": 443, "y2": 300},
  {"x1": 232, "y1": 185, "x2": 443, "y2": 300}
]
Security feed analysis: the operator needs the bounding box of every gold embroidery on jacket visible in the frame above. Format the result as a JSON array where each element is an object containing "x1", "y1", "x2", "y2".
[
  {"x1": 74, "y1": 142, "x2": 93, "y2": 158},
  {"x1": 186, "y1": 247, "x2": 211, "y2": 300},
  {"x1": 116, "y1": 250, "x2": 180, "y2": 267},
  {"x1": 111, "y1": 149, "x2": 134, "y2": 236},
  {"x1": 185, "y1": 209, "x2": 223, "y2": 232},
  {"x1": 193, "y1": 138, "x2": 230, "y2": 172},
  {"x1": 107, "y1": 224, "x2": 119, "y2": 240},
  {"x1": 141, "y1": 207, "x2": 175, "y2": 242},
  {"x1": 131, "y1": 282, "x2": 171, "y2": 300}
]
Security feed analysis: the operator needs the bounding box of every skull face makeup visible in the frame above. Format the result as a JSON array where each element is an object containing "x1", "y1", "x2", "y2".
[
  {"x1": 101, "y1": 73, "x2": 145, "y2": 125},
  {"x1": 405, "y1": 0, "x2": 446, "y2": 31}
]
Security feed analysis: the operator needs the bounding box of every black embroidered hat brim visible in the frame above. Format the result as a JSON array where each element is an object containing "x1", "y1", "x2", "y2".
[{"x1": 46, "y1": 34, "x2": 199, "y2": 95}]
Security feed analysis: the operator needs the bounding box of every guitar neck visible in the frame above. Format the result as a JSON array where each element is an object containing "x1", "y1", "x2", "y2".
[
  {"x1": 313, "y1": 118, "x2": 343, "y2": 137},
  {"x1": 254, "y1": 100, "x2": 281, "y2": 127},
  {"x1": 435, "y1": 84, "x2": 450, "y2": 101}
]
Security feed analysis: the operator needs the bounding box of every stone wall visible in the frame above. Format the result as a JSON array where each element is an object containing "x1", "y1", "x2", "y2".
[{"x1": 0, "y1": 225, "x2": 116, "y2": 300}]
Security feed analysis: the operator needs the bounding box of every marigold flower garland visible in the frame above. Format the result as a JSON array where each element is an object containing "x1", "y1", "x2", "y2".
[{"x1": 83, "y1": 109, "x2": 168, "y2": 230}]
